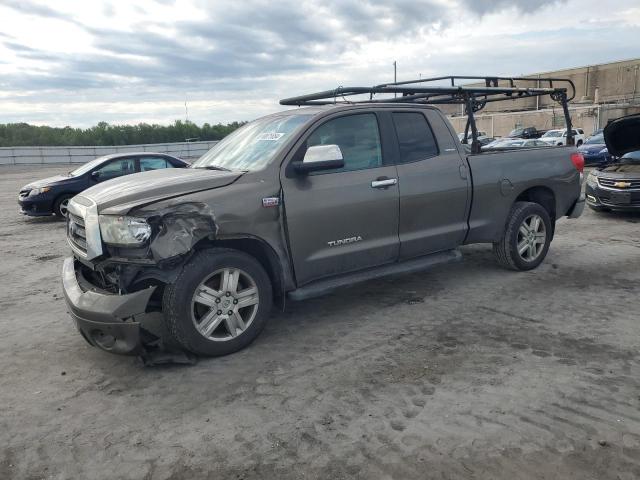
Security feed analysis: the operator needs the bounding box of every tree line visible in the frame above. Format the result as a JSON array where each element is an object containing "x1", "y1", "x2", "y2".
[{"x1": 0, "y1": 120, "x2": 245, "y2": 147}]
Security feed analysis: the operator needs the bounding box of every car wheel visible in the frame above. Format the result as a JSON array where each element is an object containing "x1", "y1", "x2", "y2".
[
  {"x1": 577, "y1": 140, "x2": 583, "y2": 147},
  {"x1": 53, "y1": 194, "x2": 73, "y2": 218},
  {"x1": 162, "y1": 248, "x2": 273, "y2": 356},
  {"x1": 493, "y1": 201, "x2": 552, "y2": 271}
]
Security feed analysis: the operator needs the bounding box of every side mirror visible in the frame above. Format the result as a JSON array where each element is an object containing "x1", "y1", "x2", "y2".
[
  {"x1": 293, "y1": 144, "x2": 345, "y2": 174},
  {"x1": 91, "y1": 171, "x2": 101, "y2": 180}
]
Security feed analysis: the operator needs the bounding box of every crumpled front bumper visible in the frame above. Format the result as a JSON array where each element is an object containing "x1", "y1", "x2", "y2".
[{"x1": 62, "y1": 257, "x2": 156, "y2": 355}]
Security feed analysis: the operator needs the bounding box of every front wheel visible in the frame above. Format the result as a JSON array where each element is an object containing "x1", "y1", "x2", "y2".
[
  {"x1": 163, "y1": 248, "x2": 273, "y2": 356},
  {"x1": 493, "y1": 201, "x2": 552, "y2": 271},
  {"x1": 54, "y1": 194, "x2": 73, "y2": 218}
]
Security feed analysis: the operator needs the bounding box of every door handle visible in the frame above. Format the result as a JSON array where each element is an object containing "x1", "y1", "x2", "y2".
[{"x1": 371, "y1": 178, "x2": 397, "y2": 189}]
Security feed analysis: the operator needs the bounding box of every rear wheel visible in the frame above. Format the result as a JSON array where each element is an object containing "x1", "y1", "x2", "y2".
[
  {"x1": 162, "y1": 248, "x2": 273, "y2": 356},
  {"x1": 493, "y1": 201, "x2": 552, "y2": 271},
  {"x1": 53, "y1": 194, "x2": 73, "y2": 218}
]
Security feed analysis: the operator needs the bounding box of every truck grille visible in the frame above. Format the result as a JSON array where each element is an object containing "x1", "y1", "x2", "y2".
[
  {"x1": 598, "y1": 177, "x2": 640, "y2": 190},
  {"x1": 68, "y1": 213, "x2": 87, "y2": 255}
]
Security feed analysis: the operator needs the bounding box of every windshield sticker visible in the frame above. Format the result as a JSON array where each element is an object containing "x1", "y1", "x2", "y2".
[{"x1": 256, "y1": 132, "x2": 285, "y2": 141}]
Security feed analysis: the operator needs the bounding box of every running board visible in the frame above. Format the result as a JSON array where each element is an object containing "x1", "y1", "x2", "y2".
[{"x1": 287, "y1": 249, "x2": 462, "y2": 301}]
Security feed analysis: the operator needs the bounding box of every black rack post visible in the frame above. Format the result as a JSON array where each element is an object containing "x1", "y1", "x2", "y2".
[
  {"x1": 464, "y1": 94, "x2": 481, "y2": 154},
  {"x1": 560, "y1": 93, "x2": 574, "y2": 146}
]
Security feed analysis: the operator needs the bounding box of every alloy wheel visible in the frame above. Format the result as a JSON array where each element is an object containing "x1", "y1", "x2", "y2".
[
  {"x1": 59, "y1": 198, "x2": 70, "y2": 217},
  {"x1": 517, "y1": 214, "x2": 546, "y2": 261},
  {"x1": 191, "y1": 268, "x2": 259, "y2": 341}
]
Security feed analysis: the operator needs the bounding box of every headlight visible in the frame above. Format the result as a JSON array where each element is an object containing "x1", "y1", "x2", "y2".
[
  {"x1": 99, "y1": 215, "x2": 151, "y2": 246},
  {"x1": 586, "y1": 172, "x2": 598, "y2": 188},
  {"x1": 598, "y1": 148, "x2": 608, "y2": 155},
  {"x1": 28, "y1": 186, "x2": 51, "y2": 196}
]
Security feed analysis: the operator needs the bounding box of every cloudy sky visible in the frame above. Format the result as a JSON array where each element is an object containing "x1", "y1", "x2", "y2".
[{"x1": 0, "y1": 0, "x2": 639, "y2": 127}]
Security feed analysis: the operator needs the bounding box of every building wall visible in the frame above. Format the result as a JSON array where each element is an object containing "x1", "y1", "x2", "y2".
[{"x1": 448, "y1": 104, "x2": 640, "y2": 138}]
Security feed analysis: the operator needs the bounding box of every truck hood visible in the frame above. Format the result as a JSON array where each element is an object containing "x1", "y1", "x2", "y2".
[
  {"x1": 79, "y1": 167, "x2": 243, "y2": 214},
  {"x1": 604, "y1": 113, "x2": 640, "y2": 157}
]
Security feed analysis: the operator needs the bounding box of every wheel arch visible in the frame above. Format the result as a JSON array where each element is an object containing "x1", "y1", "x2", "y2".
[
  {"x1": 193, "y1": 235, "x2": 288, "y2": 308},
  {"x1": 52, "y1": 192, "x2": 76, "y2": 215},
  {"x1": 514, "y1": 186, "x2": 556, "y2": 237}
]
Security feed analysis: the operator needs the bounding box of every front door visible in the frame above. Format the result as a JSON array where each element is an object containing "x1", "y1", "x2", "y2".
[{"x1": 281, "y1": 112, "x2": 400, "y2": 286}]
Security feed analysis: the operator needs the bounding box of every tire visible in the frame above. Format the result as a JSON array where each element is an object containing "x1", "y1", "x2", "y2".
[
  {"x1": 162, "y1": 248, "x2": 273, "y2": 356},
  {"x1": 493, "y1": 201, "x2": 553, "y2": 271},
  {"x1": 576, "y1": 140, "x2": 583, "y2": 147},
  {"x1": 53, "y1": 194, "x2": 73, "y2": 218}
]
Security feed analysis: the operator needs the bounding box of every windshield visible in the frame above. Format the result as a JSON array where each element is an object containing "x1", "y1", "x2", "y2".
[
  {"x1": 543, "y1": 131, "x2": 562, "y2": 138},
  {"x1": 191, "y1": 114, "x2": 311, "y2": 171},
  {"x1": 69, "y1": 155, "x2": 112, "y2": 176},
  {"x1": 585, "y1": 134, "x2": 604, "y2": 145},
  {"x1": 619, "y1": 150, "x2": 640, "y2": 163},
  {"x1": 508, "y1": 128, "x2": 523, "y2": 137}
]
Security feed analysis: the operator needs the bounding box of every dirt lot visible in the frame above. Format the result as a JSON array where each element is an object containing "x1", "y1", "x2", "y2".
[{"x1": 1, "y1": 164, "x2": 639, "y2": 480}]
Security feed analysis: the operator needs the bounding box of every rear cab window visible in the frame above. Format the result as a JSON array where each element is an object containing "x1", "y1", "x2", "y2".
[{"x1": 391, "y1": 112, "x2": 439, "y2": 163}]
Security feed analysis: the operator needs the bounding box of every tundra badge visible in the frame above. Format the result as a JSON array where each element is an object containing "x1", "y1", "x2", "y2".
[{"x1": 327, "y1": 236, "x2": 363, "y2": 247}]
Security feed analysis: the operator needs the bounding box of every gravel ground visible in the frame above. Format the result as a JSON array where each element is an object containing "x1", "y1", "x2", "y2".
[{"x1": 1, "y1": 164, "x2": 639, "y2": 480}]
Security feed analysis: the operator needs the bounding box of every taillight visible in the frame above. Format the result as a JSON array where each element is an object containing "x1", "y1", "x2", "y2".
[{"x1": 570, "y1": 152, "x2": 584, "y2": 173}]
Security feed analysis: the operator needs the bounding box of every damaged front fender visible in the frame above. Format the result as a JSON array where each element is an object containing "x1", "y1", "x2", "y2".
[{"x1": 142, "y1": 202, "x2": 218, "y2": 262}]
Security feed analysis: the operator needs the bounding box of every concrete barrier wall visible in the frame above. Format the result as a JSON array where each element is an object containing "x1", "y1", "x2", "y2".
[{"x1": 0, "y1": 140, "x2": 219, "y2": 165}]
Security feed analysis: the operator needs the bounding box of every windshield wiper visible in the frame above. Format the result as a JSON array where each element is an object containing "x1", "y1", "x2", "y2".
[{"x1": 194, "y1": 165, "x2": 232, "y2": 172}]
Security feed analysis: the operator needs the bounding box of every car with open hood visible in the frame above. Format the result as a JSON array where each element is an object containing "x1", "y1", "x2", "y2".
[{"x1": 585, "y1": 113, "x2": 640, "y2": 212}]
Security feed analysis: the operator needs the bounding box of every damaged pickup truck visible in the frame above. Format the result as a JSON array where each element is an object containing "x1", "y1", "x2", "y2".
[{"x1": 62, "y1": 75, "x2": 585, "y2": 357}]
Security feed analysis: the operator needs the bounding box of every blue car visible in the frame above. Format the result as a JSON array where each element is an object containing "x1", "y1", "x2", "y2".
[
  {"x1": 577, "y1": 132, "x2": 609, "y2": 166},
  {"x1": 18, "y1": 153, "x2": 189, "y2": 218}
]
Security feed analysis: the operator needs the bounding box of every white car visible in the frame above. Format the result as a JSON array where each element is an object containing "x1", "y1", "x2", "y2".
[
  {"x1": 458, "y1": 131, "x2": 489, "y2": 142},
  {"x1": 539, "y1": 128, "x2": 585, "y2": 147},
  {"x1": 483, "y1": 138, "x2": 551, "y2": 149}
]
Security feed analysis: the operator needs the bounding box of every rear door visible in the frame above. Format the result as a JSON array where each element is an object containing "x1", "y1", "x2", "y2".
[
  {"x1": 390, "y1": 109, "x2": 470, "y2": 259},
  {"x1": 91, "y1": 157, "x2": 136, "y2": 182},
  {"x1": 281, "y1": 111, "x2": 400, "y2": 285}
]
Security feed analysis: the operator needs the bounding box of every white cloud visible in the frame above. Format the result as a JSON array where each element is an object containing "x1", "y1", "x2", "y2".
[{"x1": 0, "y1": 0, "x2": 638, "y2": 127}]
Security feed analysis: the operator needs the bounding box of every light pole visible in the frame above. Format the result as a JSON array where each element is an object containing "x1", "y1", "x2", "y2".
[{"x1": 393, "y1": 61, "x2": 397, "y2": 97}]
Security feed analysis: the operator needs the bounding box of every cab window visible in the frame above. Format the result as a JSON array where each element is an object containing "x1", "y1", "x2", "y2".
[
  {"x1": 305, "y1": 113, "x2": 382, "y2": 173},
  {"x1": 392, "y1": 112, "x2": 438, "y2": 163}
]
